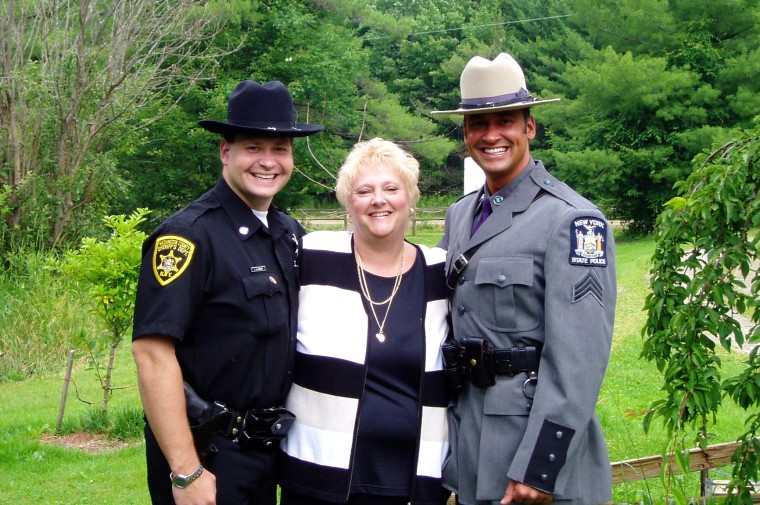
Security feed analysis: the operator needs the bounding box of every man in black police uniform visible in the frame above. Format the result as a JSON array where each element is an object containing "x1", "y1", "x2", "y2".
[{"x1": 132, "y1": 80, "x2": 322, "y2": 505}]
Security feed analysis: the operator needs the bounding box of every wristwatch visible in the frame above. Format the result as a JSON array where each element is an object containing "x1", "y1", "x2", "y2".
[{"x1": 169, "y1": 465, "x2": 204, "y2": 489}]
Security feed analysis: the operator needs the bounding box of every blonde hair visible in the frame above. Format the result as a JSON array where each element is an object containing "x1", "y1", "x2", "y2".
[{"x1": 335, "y1": 138, "x2": 421, "y2": 208}]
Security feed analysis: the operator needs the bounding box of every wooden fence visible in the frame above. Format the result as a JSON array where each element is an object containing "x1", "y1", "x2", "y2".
[
  {"x1": 608, "y1": 441, "x2": 760, "y2": 502},
  {"x1": 444, "y1": 441, "x2": 758, "y2": 505}
]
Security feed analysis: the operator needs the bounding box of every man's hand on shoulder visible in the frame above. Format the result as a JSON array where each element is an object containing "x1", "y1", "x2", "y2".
[{"x1": 501, "y1": 479, "x2": 553, "y2": 505}]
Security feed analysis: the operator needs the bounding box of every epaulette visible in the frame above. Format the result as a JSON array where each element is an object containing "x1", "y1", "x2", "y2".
[
  {"x1": 165, "y1": 191, "x2": 220, "y2": 229},
  {"x1": 531, "y1": 171, "x2": 597, "y2": 212}
]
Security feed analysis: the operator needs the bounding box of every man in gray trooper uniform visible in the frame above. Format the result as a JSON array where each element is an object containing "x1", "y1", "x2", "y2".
[{"x1": 433, "y1": 53, "x2": 616, "y2": 504}]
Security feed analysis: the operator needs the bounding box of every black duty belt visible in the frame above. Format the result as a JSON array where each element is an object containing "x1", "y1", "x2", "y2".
[
  {"x1": 442, "y1": 337, "x2": 540, "y2": 393},
  {"x1": 220, "y1": 406, "x2": 295, "y2": 450},
  {"x1": 184, "y1": 382, "x2": 295, "y2": 461},
  {"x1": 492, "y1": 346, "x2": 539, "y2": 376}
]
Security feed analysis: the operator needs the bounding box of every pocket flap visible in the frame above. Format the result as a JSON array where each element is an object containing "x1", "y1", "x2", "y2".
[
  {"x1": 242, "y1": 274, "x2": 282, "y2": 299},
  {"x1": 474, "y1": 256, "x2": 534, "y2": 287}
]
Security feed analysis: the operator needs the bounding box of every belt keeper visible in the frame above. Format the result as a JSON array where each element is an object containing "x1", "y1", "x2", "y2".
[
  {"x1": 514, "y1": 346, "x2": 527, "y2": 375},
  {"x1": 492, "y1": 346, "x2": 539, "y2": 376}
]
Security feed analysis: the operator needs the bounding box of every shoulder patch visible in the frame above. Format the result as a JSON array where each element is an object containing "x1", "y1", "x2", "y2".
[
  {"x1": 569, "y1": 216, "x2": 608, "y2": 267},
  {"x1": 152, "y1": 235, "x2": 195, "y2": 286}
]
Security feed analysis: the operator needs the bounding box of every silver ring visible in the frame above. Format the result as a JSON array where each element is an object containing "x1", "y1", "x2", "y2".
[{"x1": 522, "y1": 371, "x2": 537, "y2": 399}]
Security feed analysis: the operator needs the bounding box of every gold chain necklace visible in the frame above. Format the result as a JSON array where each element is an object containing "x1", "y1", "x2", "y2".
[{"x1": 355, "y1": 244, "x2": 405, "y2": 343}]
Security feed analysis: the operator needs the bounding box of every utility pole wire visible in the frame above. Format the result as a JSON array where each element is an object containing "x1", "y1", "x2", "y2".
[
  {"x1": 303, "y1": 101, "x2": 338, "y2": 191},
  {"x1": 364, "y1": 14, "x2": 572, "y2": 41},
  {"x1": 303, "y1": 3, "x2": 561, "y2": 187}
]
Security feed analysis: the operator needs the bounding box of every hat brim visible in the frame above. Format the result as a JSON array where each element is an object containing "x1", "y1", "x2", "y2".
[
  {"x1": 431, "y1": 98, "x2": 560, "y2": 116},
  {"x1": 198, "y1": 120, "x2": 324, "y2": 138}
]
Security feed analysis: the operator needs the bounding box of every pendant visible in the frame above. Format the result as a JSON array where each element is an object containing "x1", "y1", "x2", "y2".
[{"x1": 376, "y1": 332, "x2": 386, "y2": 343}]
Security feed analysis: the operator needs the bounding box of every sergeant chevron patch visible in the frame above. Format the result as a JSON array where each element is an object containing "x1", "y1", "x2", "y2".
[{"x1": 571, "y1": 270, "x2": 604, "y2": 306}]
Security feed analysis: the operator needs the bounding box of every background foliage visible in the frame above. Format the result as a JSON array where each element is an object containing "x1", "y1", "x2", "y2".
[
  {"x1": 3, "y1": 0, "x2": 759, "y2": 245},
  {"x1": 642, "y1": 123, "x2": 759, "y2": 502},
  {"x1": 2, "y1": 1, "x2": 760, "y2": 500},
  {"x1": 57, "y1": 209, "x2": 149, "y2": 416}
]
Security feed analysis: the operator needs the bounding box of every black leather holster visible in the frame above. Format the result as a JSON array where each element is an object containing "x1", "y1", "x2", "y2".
[
  {"x1": 440, "y1": 338, "x2": 540, "y2": 389},
  {"x1": 184, "y1": 382, "x2": 295, "y2": 461}
]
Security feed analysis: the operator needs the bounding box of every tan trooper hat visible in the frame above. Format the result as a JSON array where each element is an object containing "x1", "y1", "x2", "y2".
[{"x1": 431, "y1": 52, "x2": 559, "y2": 116}]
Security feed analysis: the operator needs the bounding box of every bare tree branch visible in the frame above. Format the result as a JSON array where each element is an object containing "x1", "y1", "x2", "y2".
[{"x1": 0, "y1": 0, "x2": 231, "y2": 245}]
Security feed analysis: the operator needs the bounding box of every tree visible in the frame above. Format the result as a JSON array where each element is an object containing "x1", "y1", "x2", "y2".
[
  {"x1": 0, "y1": 0, "x2": 225, "y2": 250},
  {"x1": 8, "y1": 0, "x2": 757, "y2": 235},
  {"x1": 540, "y1": 48, "x2": 722, "y2": 232},
  {"x1": 641, "y1": 123, "x2": 760, "y2": 502},
  {"x1": 119, "y1": 0, "x2": 460, "y2": 215},
  {"x1": 549, "y1": 0, "x2": 760, "y2": 232},
  {"x1": 110, "y1": 90, "x2": 222, "y2": 228},
  {"x1": 58, "y1": 209, "x2": 149, "y2": 416}
]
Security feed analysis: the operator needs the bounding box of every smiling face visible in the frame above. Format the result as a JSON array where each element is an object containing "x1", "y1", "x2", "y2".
[
  {"x1": 220, "y1": 135, "x2": 294, "y2": 211},
  {"x1": 348, "y1": 163, "x2": 411, "y2": 246},
  {"x1": 464, "y1": 109, "x2": 536, "y2": 193}
]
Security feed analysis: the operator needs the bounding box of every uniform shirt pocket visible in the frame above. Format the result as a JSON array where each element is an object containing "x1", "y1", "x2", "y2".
[
  {"x1": 474, "y1": 256, "x2": 539, "y2": 332},
  {"x1": 241, "y1": 273, "x2": 286, "y2": 338}
]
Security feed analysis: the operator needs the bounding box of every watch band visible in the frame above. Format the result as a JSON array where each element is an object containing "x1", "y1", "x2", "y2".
[{"x1": 169, "y1": 465, "x2": 204, "y2": 489}]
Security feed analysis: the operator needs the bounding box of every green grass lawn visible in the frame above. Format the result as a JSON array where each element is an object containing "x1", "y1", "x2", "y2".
[
  {"x1": 0, "y1": 230, "x2": 754, "y2": 503},
  {"x1": 0, "y1": 348, "x2": 147, "y2": 504}
]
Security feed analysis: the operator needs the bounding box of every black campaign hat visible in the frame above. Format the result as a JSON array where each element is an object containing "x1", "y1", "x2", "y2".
[{"x1": 198, "y1": 80, "x2": 323, "y2": 137}]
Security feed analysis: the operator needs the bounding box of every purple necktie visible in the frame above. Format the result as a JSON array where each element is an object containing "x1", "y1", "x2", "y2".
[{"x1": 471, "y1": 196, "x2": 492, "y2": 236}]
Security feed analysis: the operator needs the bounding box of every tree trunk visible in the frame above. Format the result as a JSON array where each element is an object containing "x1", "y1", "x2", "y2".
[
  {"x1": 1, "y1": 0, "x2": 223, "y2": 249},
  {"x1": 101, "y1": 341, "x2": 118, "y2": 416}
]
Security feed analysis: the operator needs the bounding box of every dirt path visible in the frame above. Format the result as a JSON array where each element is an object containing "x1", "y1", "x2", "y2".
[{"x1": 39, "y1": 432, "x2": 139, "y2": 453}]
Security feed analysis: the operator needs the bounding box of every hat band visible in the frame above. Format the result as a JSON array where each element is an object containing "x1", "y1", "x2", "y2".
[
  {"x1": 236, "y1": 121, "x2": 296, "y2": 130},
  {"x1": 460, "y1": 88, "x2": 533, "y2": 109}
]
